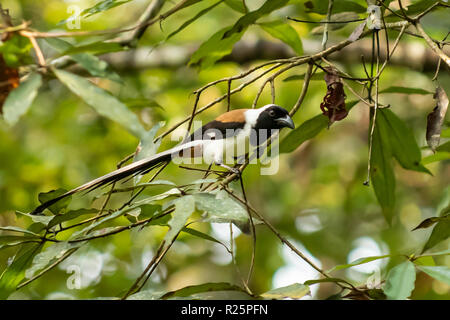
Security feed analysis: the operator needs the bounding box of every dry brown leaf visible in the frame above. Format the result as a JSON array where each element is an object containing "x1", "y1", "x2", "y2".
[{"x1": 320, "y1": 67, "x2": 348, "y2": 125}]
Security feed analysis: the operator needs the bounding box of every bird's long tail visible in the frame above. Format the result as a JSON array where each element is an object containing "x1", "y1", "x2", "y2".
[{"x1": 30, "y1": 141, "x2": 202, "y2": 215}]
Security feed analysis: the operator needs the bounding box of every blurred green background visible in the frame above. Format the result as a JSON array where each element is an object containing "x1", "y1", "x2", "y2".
[{"x1": 0, "y1": 0, "x2": 449, "y2": 299}]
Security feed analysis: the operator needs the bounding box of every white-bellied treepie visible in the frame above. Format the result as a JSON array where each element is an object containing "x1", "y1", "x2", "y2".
[{"x1": 31, "y1": 104, "x2": 294, "y2": 215}]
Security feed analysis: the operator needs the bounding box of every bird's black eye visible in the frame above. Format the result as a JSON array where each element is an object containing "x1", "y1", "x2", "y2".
[{"x1": 268, "y1": 109, "x2": 276, "y2": 117}]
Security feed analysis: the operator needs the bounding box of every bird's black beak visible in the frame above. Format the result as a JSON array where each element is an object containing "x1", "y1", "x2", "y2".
[{"x1": 276, "y1": 115, "x2": 295, "y2": 129}]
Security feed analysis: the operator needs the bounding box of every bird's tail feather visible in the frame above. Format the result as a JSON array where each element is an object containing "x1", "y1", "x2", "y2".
[{"x1": 30, "y1": 149, "x2": 176, "y2": 215}]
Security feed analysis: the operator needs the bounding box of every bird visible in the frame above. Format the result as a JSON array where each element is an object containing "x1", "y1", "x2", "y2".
[{"x1": 31, "y1": 104, "x2": 295, "y2": 215}]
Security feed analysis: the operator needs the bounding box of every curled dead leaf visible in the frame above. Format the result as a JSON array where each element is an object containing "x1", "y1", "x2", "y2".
[{"x1": 320, "y1": 67, "x2": 348, "y2": 126}]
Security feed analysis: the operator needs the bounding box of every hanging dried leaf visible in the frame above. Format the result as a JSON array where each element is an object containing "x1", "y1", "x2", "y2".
[
  {"x1": 426, "y1": 87, "x2": 449, "y2": 152},
  {"x1": 0, "y1": 55, "x2": 20, "y2": 114},
  {"x1": 320, "y1": 67, "x2": 348, "y2": 126}
]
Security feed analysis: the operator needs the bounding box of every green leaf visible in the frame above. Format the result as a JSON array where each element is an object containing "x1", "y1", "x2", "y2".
[
  {"x1": 38, "y1": 188, "x2": 71, "y2": 215},
  {"x1": 304, "y1": 278, "x2": 351, "y2": 286},
  {"x1": 412, "y1": 215, "x2": 450, "y2": 231},
  {"x1": 127, "y1": 290, "x2": 165, "y2": 300},
  {"x1": 224, "y1": 0, "x2": 248, "y2": 13},
  {"x1": 421, "y1": 151, "x2": 450, "y2": 165},
  {"x1": 223, "y1": 0, "x2": 289, "y2": 39},
  {"x1": 280, "y1": 115, "x2": 329, "y2": 153},
  {"x1": 16, "y1": 211, "x2": 53, "y2": 225},
  {"x1": 379, "y1": 86, "x2": 433, "y2": 95},
  {"x1": 138, "y1": 204, "x2": 162, "y2": 220},
  {"x1": 304, "y1": 0, "x2": 366, "y2": 14},
  {"x1": 259, "y1": 20, "x2": 303, "y2": 55},
  {"x1": 328, "y1": 255, "x2": 392, "y2": 272},
  {"x1": 82, "y1": 0, "x2": 132, "y2": 17},
  {"x1": 400, "y1": 0, "x2": 441, "y2": 16},
  {"x1": 436, "y1": 141, "x2": 450, "y2": 152},
  {"x1": 134, "y1": 188, "x2": 182, "y2": 205},
  {"x1": 383, "y1": 260, "x2": 416, "y2": 300},
  {"x1": 25, "y1": 242, "x2": 82, "y2": 280},
  {"x1": 189, "y1": 25, "x2": 246, "y2": 69},
  {"x1": 0, "y1": 243, "x2": 43, "y2": 299},
  {"x1": 0, "y1": 235, "x2": 40, "y2": 249},
  {"x1": 161, "y1": 282, "x2": 247, "y2": 299},
  {"x1": 47, "y1": 208, "x2": 98, "y2": 229},
  {"x1": 3, "y1": 73, "x2": 42, "y2": 125},
  {"x1": 260, "y1": 283, "x2": 310, "y2": 299},
  {"x1": 0, "y1": 226, "x2": 40, "y2": 237},
  {"x1": 377, "y1": 108, "x2": 431, "y2": 174},
  {"x1": 190, "y1": 0, "x2": 289, "y2": 69},
  {"x1": 417, "y1": 266, "x2": 450, "y2": 285},
  {"x1": 283, "y1": 72, "x2": 325, "y2": 82},
  {"x1": 0, "y1": 34, "x2": 33, "y2": 67},
  {"x1": 53, "y1": 69, "x2": 145, "y2": 138},
  {"x1": 422, "y1": 219, "x2": 450, "y2": 253},
  {"x1": 370, "y1": 117, "x2": 396, "y2": 224},
  {"x1": 133, "y1": 121, "x2": 165, "y2": 183},
  {"x1": 194, "y1": 190, "x2": 249, "y2": 223},
  {"x1": 61, "y1": 41, "x2": 125, "y2": 56},
  {"x1": 181, "y1": 227, "x2": 227, "y2": 248},
  {"x1": 166, "y1": 0, "x2": 224, "y2": 41},
  {"x1": 412, "y1": 256, "x2": 435, "y2": 266},
  {"x1": 280, "y1": 101, "x2": 358, "y2": 154},
  {"x1": 70, "y1": 208, "x2": 127, "y2": 239},
  {"x1": 46, "y1": 38, "x2": 121, "y2": 82},
  {"x1": 163, "y1": 196, "x2": 196, "y2": 247}
]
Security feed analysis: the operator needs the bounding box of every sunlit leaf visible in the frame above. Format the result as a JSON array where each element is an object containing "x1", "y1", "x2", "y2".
[
  {"x1": 54, "y1": 69, "x2": 145, "y2": 137},
  {"x1": 166, "y1": 0, "x2": 224, "y2": 41},
  {"x1": 328, "y1": 255, "x2": 392, "y2": 272},
  {"x1": 260, "y1": 283, "x2": 310, "y2": 299},
  {"x1": 194, "y1": 190, "x2": 248, "y2": 223},
  {"x1": 46, "y1": 38, "x2": 121, "y2": 82},
  {"x1": 224, "y1": 0, "x2": 248, "y2": 13},
  {"x1": 379, "y1": 86, "x2": 433, "y2": 95},
  {"x1": 47, "y1": 208, "x2": 99, "y2": 229},
  {"x1": 190, "y1": 0, "x2": 289, "y2": 69},
  {"x1": 0, "y1": 243, "x2": 43, "y2": 299},
  {"x1": 383, "y1": 260, "x2": 416, "y2": 300},
  {"x1": 82, "y1": 0, "x2": 132, "y2": 17},
  {"x1": 422, "y1": 219, "x2": 450, "y2": 253},
  {"x1": 163, "y1": 195, "x2": 196, "y2": 245},
  {"x1": 259, "y1": 20, "x2": 303, "y2": 55},
  {"x1": 0, "y1": 226, "x2": 40, "y2": 237},
  {"x1": 25, "y1": 242, "x2": 82, "y2": 279},
  {"x1": 421, "y1": 151, "x2": 450, "y2": 165},
  {"x1": 417, "y1": 266, "x2": 450, "y2": 285},
  {"x1": 134, "y1": 121, "x2": 165, "y2": 183},
  {"x1": 3, "y1": 73, "x2": 42, "y2": 125}
]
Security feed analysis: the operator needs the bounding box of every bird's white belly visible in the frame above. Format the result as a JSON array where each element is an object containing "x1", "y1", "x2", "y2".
[{"x1": 202, "y1": 126, "x2": 252, "y2": 165}]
